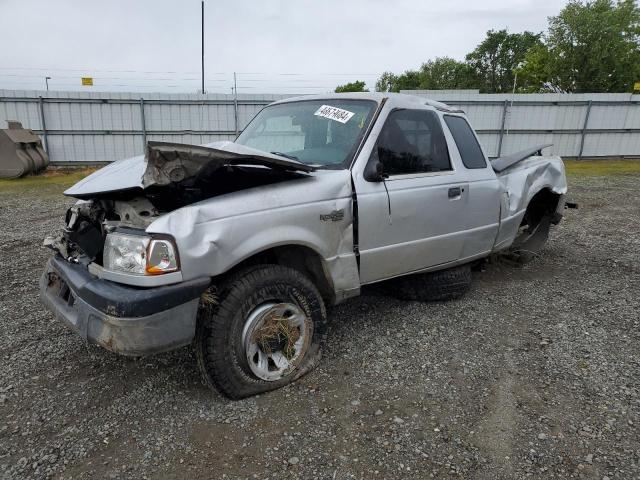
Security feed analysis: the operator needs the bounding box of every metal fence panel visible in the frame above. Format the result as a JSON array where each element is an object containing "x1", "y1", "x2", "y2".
[
  {"x1": 1, "y1": 89, "x2": 639, "y2": 163},
  {"x1": 0, "y1": 94, "x2": 42, "y2": 130},
  {"x1": 588, "y1": 104, "x2": 640, "y2": 129},
  {"x1": 411, "y1": 90, "x2": 640, "y2": 159},
  {"x1": 475, "y1": 133, "x2": 499, "y2": 158},
  {"x1": 584, "y1": 132, "x2": 640, "y2": 156},
  {"x1": 504, "y1": 104, "x2": 584, "y2": 130},
  {"x1": 146, "y1": 133, "x2": 236, "y2": 144},
  {"x1": 452, "y1": 103, "x2": 503, "y2": 130},
  {"x1": 46, "y1": 134, "x2": 143, "y2": 163}
]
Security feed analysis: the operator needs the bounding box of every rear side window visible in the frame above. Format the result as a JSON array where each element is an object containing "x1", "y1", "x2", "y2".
[
  {"x1": 373, "y1": 109, "x2": 451, "y2": 176},
  {"x1": 444, "y1": 115, "x2": 487, "y2": 169}
]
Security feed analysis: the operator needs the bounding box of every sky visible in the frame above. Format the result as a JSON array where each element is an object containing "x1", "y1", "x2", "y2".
[{"x1": 0, "y1": 0, "x2": 567, "y2": 94}]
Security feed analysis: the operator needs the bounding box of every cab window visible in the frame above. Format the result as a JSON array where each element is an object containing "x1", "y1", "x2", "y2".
[
  {"x1": 373, "y1": 109, "x2": 451, "y2": 176},
  {"x1": 443, "y1": 115, "x2": 487, "y2": 169}
]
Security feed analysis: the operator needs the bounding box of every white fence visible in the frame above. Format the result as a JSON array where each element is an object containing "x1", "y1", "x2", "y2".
[
  {"x1": 406, "y1": 90, "x2": 640, "y2": 159},
  {"x1": 1, "y1": 89, "x2": 639, "y2": 163},
  {"x1": 0, "y1": 90, "x2": 287, "y2": 164}
]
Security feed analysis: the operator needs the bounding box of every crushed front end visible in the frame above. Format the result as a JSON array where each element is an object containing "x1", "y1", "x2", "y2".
[
  {"x1": 39, "y1": 141, "x2": 313, "y2": 356},
  {"x1": 40, "y1": 197, "x2": 210, "y2": 356}
]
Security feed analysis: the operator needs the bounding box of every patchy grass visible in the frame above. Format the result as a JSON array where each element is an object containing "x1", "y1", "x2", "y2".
[
  {"x1": 0, "y1": 159, "x2": 637, "y2": 196},
  {"x1": 564, "y1": 159, "x2": 640, "y2": 177},
  {"x1": 0, "y1": 167, "x2": 98, "y2": 194}
]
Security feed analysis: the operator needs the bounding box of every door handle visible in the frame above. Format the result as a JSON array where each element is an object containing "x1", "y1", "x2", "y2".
[{"x1": 448, "y1": 187, "x2": 462, "y2": 198}]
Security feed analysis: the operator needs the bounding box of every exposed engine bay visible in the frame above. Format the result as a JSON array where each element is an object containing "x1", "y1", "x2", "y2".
[{"x1": 45, "y1": 141, "x2": 314, "y2": 265}]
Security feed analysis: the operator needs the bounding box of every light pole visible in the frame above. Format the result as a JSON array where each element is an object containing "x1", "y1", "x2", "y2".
[
  {"x1": 233, "y1": 72, "x2": 238, "y2": 135},
  {"x1": 45, "y1": 76, "x2": 51, "y2": 91},
  {"x1": 201, "y1": 0, "x2": 205, "y2": 94}
]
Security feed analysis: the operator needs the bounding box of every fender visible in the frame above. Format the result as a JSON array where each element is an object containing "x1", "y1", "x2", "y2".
[{"x1": 493, "y1": 156, "x2": 567, "y2": 251}]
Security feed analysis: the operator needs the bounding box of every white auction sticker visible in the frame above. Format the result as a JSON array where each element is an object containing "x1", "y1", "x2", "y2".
[{"x1": 314, "y1": 105, "x2": 355, "y2": 124}]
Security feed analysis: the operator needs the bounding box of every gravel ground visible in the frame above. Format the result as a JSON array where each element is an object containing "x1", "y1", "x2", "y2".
[{"x1": 0, "y1": 172, "x2": 638, "y2": 480}]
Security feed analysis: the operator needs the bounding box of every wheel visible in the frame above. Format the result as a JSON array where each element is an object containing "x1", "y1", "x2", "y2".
[
  {"x1": 382, "y1": 264, "x2": 472, "y2": 302},
  {"x1": 509, "y1": 213, "x2": 552, "y2": 263},
  {"x1": 195, "y1": 265, "x2": 327, "y2": 399}
]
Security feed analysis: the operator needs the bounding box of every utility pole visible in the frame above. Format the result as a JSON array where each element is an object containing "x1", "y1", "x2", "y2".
[
  {"x1": 201, "y1": 0, "x2": 205, "y2": 94},
  {"x1": 233, "y1": 72, "x2": 238, "y2": 135},
  {"x1": 506, "y1": 63, "x2": 523, "y2": 138},
  {"x1": 45, "y1": 76, "x2": 51, "y2": 91}
]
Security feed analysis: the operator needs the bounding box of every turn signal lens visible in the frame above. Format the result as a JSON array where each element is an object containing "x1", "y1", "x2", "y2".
[{"x1": 145, "y1": 238, "x2": 179, "y2": 275}]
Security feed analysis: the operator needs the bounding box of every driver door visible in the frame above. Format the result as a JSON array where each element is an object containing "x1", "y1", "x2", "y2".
[{"x1": 355, "y1": 108, "x2": 469, "y2": 284}]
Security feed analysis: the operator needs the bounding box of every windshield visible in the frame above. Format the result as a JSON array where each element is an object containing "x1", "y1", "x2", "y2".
[{"x1": 235, "y1": 99, "x2": 377, "y2": 168}]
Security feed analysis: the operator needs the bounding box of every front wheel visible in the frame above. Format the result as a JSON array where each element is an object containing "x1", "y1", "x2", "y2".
[{"x1": 195, "y1": 265, "x2": 327, "y2": 399}]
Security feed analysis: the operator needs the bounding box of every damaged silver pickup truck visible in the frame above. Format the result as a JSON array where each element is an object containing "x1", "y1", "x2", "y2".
[{"x1": 40, "y1": 93, "x2": 567, "y2": 399}]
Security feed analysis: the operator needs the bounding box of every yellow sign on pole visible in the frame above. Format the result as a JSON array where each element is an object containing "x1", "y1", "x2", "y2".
[
  {"x1": 634, "y1": 81, "x2": 640, "y2": 91},
  {"x1": 81, "y1": 77, "x2": 93, "y2": 86}
]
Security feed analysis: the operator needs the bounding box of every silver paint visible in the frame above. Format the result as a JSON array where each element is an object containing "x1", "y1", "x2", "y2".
[
  {"x1": 146, "y1": 168, "x2": 358, "y2": 300},
  {"x1": 60, "y1": 93, "x2": 567, "y2": 303}
]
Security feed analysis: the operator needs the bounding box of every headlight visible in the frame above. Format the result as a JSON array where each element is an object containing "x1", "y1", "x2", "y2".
[{"x1": 103, "y1": 232, "x2": 179, "y2": 276}]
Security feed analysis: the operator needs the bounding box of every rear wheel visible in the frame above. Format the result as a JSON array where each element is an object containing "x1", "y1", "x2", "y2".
[
  {"x1": 382, "y1": 264, "x2": 472, "y2": 302},
  {"x1": 195, "y1": 265, "x2": 327, "y2": 399}
]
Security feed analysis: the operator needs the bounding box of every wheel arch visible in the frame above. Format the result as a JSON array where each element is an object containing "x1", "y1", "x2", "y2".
[
  {"x1": 524, "y1": 187, "x2": 563, "y2": 226},
  {"x1": 217, "y1": 243, "x2": 336, "y2": 304}
]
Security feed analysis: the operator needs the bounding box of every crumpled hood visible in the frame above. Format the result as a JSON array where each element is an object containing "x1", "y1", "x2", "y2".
[
  {"x1": 64, "y1": 141, "x2": 315, "y2": 198},
  {"x1": 146, "y1": 169, "x2": 352, "y2": 235}
]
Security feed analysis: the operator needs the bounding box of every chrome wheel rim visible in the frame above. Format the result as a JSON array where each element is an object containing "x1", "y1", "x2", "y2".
[{"x1": 241, "y1": 302, "x2": 312, "y2": 382}]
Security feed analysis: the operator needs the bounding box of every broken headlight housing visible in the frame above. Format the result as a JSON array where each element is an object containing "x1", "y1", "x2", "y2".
[{"x1": 103, "y1": 232, "x2": 179, "y2": 276}]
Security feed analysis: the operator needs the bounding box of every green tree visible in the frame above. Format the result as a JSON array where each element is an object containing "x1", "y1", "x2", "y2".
[
  {"x1": 418, "y1": 57, "x2": 478, "y2": 90},
  {"x1": 375, "y1": 70, "x2": 421, "y2": 92},
  {"x1": 393, "y1": 70, "x2": 422, "y2": 91},
  {"x1": 466, "y1": 29, "x2": 543, "y2": 93},
  {"x1": 375, "y1": 59, "x2": 478, "y2": 92},
  {"x1": 334, "y1": 80, "x2": 369, "y2": 93},
  {"x1": 515, "y1": 44, "x2": 557, "y2": 92},
  {"x1": 522, "y1": 0, "x2": 640, "y2": 92},
  {"x1": 375, "y1": 71, "x2": 398, "y2": 92}
]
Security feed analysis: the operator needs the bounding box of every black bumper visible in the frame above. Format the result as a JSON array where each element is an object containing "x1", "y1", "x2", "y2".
[{"x1": 39, "y1": 256, "x2": 210, "y2": 356}]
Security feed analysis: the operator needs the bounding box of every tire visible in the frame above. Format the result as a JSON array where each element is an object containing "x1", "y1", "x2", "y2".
[
  {"x1": 195, "y1": 264, "x2": 327, "y2": 399},
  {"x1": 382, "y1": 264, "x2": 472, "y2": 302},
  {"x1": 509, "y1": 213, "x2": 552, "y2": 264}
]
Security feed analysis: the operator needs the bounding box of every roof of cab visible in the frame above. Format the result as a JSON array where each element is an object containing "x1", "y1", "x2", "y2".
[{"x1": 270, "y1": 92, "x2": 463, "y2": 113}]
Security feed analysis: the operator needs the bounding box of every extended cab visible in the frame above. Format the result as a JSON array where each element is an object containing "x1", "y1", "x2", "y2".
[{"x1": 40, "y1": 93, "x2": 567, "y2": 398}]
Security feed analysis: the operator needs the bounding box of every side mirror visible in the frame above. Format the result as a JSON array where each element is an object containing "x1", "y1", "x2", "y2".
[{"x1": 364, "y1": 159, "x2": 387, "y2": 182}]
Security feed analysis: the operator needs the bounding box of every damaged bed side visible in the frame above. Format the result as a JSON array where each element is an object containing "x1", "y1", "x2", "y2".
[{"x1": 490, "y1": 146, "x2": 568, "y2": 254}]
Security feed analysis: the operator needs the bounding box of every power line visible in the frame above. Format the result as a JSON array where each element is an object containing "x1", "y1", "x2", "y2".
[
  {"x1": 236, "y1": 72, "x2": 381, "y2": 76},
  {"x1": 0, "y1": 81, "x2": 217, "y2": 89},
  {"x1": 0, "y1": 67, "x2": 226, "y2": 75},
  {"x1": 0, "y1": 69, "x2": 381, "y2": 93},
  {"x1": 0, "y1": 74, "x2": 227, "y2": 82},
  {"x1": 0, "y1": 67, "x2": 382, "y2": 77}
]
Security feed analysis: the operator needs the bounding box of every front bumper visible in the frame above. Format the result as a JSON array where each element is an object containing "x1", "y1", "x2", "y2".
[{"x1": 39, "y1": 256, "x2": 210, "y2": 356}]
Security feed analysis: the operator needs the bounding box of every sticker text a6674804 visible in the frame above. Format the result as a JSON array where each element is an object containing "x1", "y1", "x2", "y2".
[{"x1": 314, "y1": 105, "x2": 355, "y2": 124}]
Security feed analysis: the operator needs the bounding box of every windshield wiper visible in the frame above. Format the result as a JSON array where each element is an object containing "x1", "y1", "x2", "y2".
[{"x1": 270, "y1": 151, "x2": 299, "y2": 161}]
